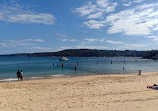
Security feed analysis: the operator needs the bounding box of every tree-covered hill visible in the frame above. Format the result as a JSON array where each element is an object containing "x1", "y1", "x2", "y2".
[{"x1": 2, "y1": 49, "x2": 154, "y2": 58}]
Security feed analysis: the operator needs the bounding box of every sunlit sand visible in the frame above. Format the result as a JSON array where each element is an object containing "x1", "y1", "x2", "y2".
[{"x1": 0, "y1": 72, "x2": 158, "y2": 111}]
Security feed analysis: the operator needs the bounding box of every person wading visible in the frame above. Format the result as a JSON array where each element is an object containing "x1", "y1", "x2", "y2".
[
  {"x1": 16, "y1": 70, "x2": 21, "y2": 81},
  {"x1": 20, "y1": 70, "x2": 23, "y2": 81}
]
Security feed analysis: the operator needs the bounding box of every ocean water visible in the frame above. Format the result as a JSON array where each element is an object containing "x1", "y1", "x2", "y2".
[{"x1": 0, "y1": 56, "x2": 157, "y2": 81}]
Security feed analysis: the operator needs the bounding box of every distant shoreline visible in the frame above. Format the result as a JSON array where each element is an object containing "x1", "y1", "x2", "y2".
[{"x1": 0, "y1": 49, "x2": 154, "y2": 59}]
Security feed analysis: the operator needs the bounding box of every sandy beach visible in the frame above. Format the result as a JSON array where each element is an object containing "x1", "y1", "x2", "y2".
[{"x1": 0, "y1": 72, "x2": 158, "y2": 111}]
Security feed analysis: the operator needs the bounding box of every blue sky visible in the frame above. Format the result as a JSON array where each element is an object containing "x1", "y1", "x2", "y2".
[{"x1": 0, "y1": 0, "x2": 158, "y2": 54}]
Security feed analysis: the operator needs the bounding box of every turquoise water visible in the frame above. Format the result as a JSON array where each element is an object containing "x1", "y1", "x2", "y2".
[{"x1": 0, "y1": 56, "x2": 157, "y2": 81}]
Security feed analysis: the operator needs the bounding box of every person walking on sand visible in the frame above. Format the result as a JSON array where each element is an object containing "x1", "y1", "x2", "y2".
[
  {"x1": 20, "y1": 70, "x2": 23, "y2": 81},
  {"x1": 16, "y1": 70, "x2": 21, "y2": 80}
]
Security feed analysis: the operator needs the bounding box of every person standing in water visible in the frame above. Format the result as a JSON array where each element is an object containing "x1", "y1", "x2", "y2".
[
  {"x1": 16, "y1": 70, "x2": 21, "y2": 80},
  {"x1": 20, "y1": 70, "x2": 23, "y2": 81}
]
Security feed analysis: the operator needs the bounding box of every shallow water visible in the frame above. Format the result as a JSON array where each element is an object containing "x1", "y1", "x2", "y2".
[{"x1": 0, "y1": 56, "x2": 157, "y2": 81}]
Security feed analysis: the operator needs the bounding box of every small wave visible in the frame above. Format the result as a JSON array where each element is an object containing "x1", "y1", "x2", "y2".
[
  {"x1": 28, "y1": 76, "x2": 45, "y2": 80},
  {"x1": 0, "y1": 78, "x2": 18, "y2": 82},
  {"x1": 49, "y1": 74, "x2": 72, "y2": 78},
  {"x1": 0, "y1": 75, "x2": 72, "y2": 83}
]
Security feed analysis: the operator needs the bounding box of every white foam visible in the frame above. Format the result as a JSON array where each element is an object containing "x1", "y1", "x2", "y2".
[
  {"x1": 50, "y1": 74, "x2": 71, "y2": 78},
  {"x1": 29, "y1": 77, "x2": 45, "y2": 79},
  {"x1": 0, "y1": 78, "x2": 18, "y2": 82},
  {"x1": 0, "y1": 75, "x2": 72, "y2": 83}
]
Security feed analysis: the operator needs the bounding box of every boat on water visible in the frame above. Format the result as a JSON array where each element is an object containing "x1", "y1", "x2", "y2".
[{"x1": 60, "y1": 57, "x2": 68, "y2": 61}]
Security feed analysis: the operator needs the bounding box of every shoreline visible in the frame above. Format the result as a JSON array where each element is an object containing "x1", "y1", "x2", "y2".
[
  {"x1": 0, "y1": 70, "x2": 157, "y2": 83},
  {"x1": 0, "y1": 72, "x2": 138, "y2": 83},
  {"x1": 0, "y1": 70, "x2": 156, "y2": 83}
]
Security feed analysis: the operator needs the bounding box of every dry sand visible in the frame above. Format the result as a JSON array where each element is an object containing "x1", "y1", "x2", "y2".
[{"x1": 0, "y1": 72, "x2": 158, "y2": 111}]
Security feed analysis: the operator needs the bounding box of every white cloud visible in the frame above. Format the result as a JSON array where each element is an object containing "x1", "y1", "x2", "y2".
[
  {"x1": 32, "y1": 47, "x2": 52, "y2": 51},
  {"x1": 75, "y1": 0, "x2": 118, "y2": 17},
  {"x1": 106, "y1": 40, "x2": 124, "y2": 44},
  {"x1": 17, "y1": 43, "x2": 36, "y2": 46},
  {"x1": 83, "y1": 38, "x2": 124, "y2": 45},
  {"x1": 84, "y1": 38, "x2": 97, "y2": 42},
  {"x1": 75, "y1": 1, "x2": 97, "y2": 17},
  {"x1": 75, "y1": 45, "x2": 107, "y2": 49},
  {"x1": 0, "y1": 5, "x2": 54, "y2": 25},
  {"x1": 124, "y1": 43, "x2": 146, "y2": 48},
  {"x1": 59, "y1": 38, "x2": 78, "y2": 42},
  {"x1": 8, "y1": 13, "x2": 54, "y2": 25},
  {"x1": 147, "y1": 35, "x2": 158, "y2": 42},
  {"x1": 96, "y1": 0, "x2": 108, "y2": 8},
  {"x1": 75, "y1": 0, "x2": 117, "y2": 29},
  {"x1": 34, "y1": 39, "x2": 45, "y2": 42},
  {"x1": 106, "y1": 3, "x2": 118, "y2": 12},
  {"x1": 0, "y1": 39, "x2": 45, "y2": 47},
  {"x1": 60, "y1": 46, "x2": 73, "y2": 50},
  {"x1": 122, "y1": 0, "x2": 144, "y2": 7},
  {"x1": 0, "y1": 43, "x2": 7, "y2": 47},
  {"x1": 9, "y1": 39, "x2": 45, "y2": 43},
  {"x1": 123, "y1": 2, "x2": 132, "y2": 7},
  {"x1": 60, "y1": 45, "x2": 107, "y2": 50},
  {"x1": 87, "y1": 12, "x2": 103, "y2": 19},
  {"x1": 106, "y1": 3, "x2": 158, "y2": 35},
  {"x1": 84, "y1": 20, "x2": 106, "y2": 29},
  {"x1": 70, "y1": 39, "x2": 78, "y2": 42},
  {"x1": 61, "y1": 39, "x2": 69, "y2": 42},
  {"x1": 133, "y1": 0, "x2": 144, "y2": 3}
]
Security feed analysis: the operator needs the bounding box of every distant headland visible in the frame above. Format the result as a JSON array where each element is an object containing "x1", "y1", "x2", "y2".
[{"x1": 1, "y1": 49, "x2": 158, "y2": 59}]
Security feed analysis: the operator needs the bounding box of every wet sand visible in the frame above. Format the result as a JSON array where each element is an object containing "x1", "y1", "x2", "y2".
[{"x1": 0, "y1": 72, "x2": 158, "y2": 111}]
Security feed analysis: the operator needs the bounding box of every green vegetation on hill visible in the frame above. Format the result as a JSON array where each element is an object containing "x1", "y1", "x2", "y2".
[{"x1": 3, "y1": 49, "x2": 157, "y2": 59}]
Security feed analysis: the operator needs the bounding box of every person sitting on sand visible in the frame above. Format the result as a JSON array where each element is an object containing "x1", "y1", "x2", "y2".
[
  {"x1": 17, "y1": 70, "x2": 21, "y2": 80},
  {"x1": 147, "y1": 84, "x2": 158, "y2": 90}
]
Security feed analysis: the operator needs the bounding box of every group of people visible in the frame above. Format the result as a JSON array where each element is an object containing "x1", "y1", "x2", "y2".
[{"x1": 17, "y1": 70, "x2": 23, "y2": 81}]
